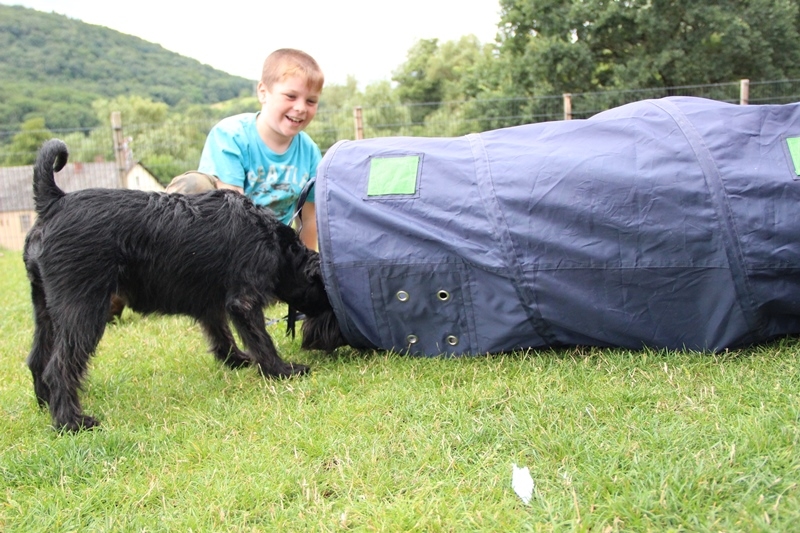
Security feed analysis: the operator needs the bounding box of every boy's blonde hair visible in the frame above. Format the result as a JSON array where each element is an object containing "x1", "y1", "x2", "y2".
[{"x1": 261, "y1": 49, "x2": 324, "y2": 92}]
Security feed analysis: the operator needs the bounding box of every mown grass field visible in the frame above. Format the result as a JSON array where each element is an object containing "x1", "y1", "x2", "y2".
[{"x1": 1, "y1": 249, "x2": 799, "y2": 531}]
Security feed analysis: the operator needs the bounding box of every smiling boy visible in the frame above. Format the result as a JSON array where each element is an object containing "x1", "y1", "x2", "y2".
[{"x1": 195, "y1": 48, "x2": 324, "y2": 248}]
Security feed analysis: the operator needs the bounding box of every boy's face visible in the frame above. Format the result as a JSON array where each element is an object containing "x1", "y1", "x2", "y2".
[{"x1": 257, "y1": 74, "x2": 320, "y2": 146}]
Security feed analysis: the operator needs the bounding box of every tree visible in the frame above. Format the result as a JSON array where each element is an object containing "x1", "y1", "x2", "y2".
[
  {"x1": 392, "y1": 36, "x2": 496, "y2": 124},
  {"x1": 3, "y1": 117, "x2": 51, "y2": 165},
  {"x1": 92, "y1": 95, "x2": 169, "y2": 126},
  {"x1": 0, "y1": 5, "x2": 253, "y2": 131},
  {"x1": 496, "y1": 0, "x2": 800, "y2": 94},
  {"x1": 393, "y1": 40, "x2": 442, "y2": 103},
  {"x1": 86, "y1": 95, "x2": 199, "y2": 183},
  {"x1": 360, "y1": 80, "x2": 413, "y2": 138}
]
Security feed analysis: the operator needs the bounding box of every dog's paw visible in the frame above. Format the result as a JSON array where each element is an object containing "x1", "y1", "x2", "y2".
[
  {"x1": 286, "y1": 363, "x2": 311, "y2": 377},
  {"x1": 32, "y1": 378, "x2": 51, "y2": 407},
  {"x1": 34, "y1": 391, "x2": 50, "y2": 408},
  {"x1": 57, "y1": 414, "x2": 100, "y2": 433},
  {"x1": 260, "y1": 362, "x2": 310, "y2": 379},
  {"x1": 222, "y1": 350, "x2": 253, "y2": 369}
]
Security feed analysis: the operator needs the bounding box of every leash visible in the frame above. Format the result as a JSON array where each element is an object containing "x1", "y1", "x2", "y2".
[
  {"x1": 274, "y1": 179, "x2": 315, "y2": 339},
  {"x1": 266, "y1": 311, "x2": 307, "y2": 338},
  {"x1": 289, "y1": 177, "x2": 316, "y2": 230}
]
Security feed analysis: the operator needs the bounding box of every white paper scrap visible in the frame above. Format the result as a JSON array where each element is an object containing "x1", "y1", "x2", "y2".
[{"x1": 511, "y1": 463, "x2": 534, "y2": 504}]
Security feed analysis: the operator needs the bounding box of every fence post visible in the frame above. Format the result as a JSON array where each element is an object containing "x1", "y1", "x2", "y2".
[
  {"x1": 740, "y1": 79, "x2": 750, "y2": 105},
  {"x1": 354, "y1": 106, "x2": 364, "y2": 140},
  {"x1": 110, "y1": 112, "x2": 127, "y2": 188},
  {"x1": 563, "y1": 93, "x2": 572, "y2": 120}
]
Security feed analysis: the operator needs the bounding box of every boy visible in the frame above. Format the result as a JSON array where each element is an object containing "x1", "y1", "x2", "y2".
[{"x1": 168, "y1": 48, "x2": 324, "y2": 249}]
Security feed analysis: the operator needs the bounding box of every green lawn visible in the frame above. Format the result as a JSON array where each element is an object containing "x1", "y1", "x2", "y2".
[{"x1": 1, "y1": 249, "x2": 799, "y2": 532}]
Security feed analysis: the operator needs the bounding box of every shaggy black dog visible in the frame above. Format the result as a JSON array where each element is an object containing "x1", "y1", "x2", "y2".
[{"x1": 24, "y1": 139, "x2": 338, "y2": 432}]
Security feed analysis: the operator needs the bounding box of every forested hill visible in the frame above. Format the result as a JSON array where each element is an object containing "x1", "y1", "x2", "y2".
[{"x1": 0, "y1": 4, "x2": 254, "y2": 130}]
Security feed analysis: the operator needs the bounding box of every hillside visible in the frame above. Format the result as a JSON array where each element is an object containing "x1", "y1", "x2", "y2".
[{"x1": 0, "y1": 4, "x2": 254, "y2": 130}]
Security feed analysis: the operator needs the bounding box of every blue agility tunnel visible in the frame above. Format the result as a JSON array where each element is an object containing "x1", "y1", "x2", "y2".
[{"x1": 315, "y1": 97, "x2": 800, "y2": 355}]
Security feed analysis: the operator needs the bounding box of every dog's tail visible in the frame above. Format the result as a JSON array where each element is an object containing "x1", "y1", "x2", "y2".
[{"x1": 33, "y1": 138, "x2": 69, "y2": 215}]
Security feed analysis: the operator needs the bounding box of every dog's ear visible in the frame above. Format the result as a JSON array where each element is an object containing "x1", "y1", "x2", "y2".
[
  {"x1": 274, "y1": 228, "x2": 334, "y2": 320},
  {"x1": 279, "y1": 226, "x2": 321, "y2": 283},
  {"x1": 303, "y1": 250, "x2": 322, "y2": 283}
]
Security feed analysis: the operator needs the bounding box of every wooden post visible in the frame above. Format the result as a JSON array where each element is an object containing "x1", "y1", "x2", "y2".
[
  {"x1": 110, "y1": 112, "x2": 127, "y2": 188},
  {"x1": 354, "y1": 106, "x2": 364, "y2": 140},
  {"x1": 739, "y1": 79, "x2": 750, "y2": 105},
  {"x1": 563, "y1": 93, "x2": 572, "y2": 120}
]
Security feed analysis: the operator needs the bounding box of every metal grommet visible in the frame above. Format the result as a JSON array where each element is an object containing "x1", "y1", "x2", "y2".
[
  {"x1": 407, "y1": 334, "x2": 419, "y2": 345},
  {"x1": 437, "y1": 290, "x2": 451, "y2": 302},
  {"x1": 396, "y1": 290, "x2": 410, "y2": 302},
  {"x1": 446, "y1": 335, "x2": 459, "y2": 346}
]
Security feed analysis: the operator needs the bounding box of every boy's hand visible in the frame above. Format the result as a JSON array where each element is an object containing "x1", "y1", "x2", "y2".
[
  {"x1": 299, "y1": 202, "x2": 318, "y2": 251},
  {"x1": 215, "y1": 180, "x2": 244, "y2": 194}
]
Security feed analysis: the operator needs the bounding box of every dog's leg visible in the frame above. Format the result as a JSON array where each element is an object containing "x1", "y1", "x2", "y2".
[
  {"x1": 225, "y1": 294, "x2": 309, "y2": 378},
  {"x1": 199, "y1": 311, "x2": 252, "y2": 368},
  {"x1": 43, "y1": 344, "x2": 99, "y2": 432},
  {"x1": 26, "y1": 266, "x2": 53, "y2": 407},
  {"x1": 43, "y1": 300, "x2": 108, "y2": 431}
]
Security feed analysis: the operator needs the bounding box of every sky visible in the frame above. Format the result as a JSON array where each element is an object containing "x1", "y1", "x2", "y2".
[{"x1": 8, "y1": 0, "x2": 503, "y2": 88}]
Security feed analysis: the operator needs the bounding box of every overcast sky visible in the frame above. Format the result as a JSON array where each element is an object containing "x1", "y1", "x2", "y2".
[{"x1": 8, "y1": 0, "x2": 503, "y2": 88}]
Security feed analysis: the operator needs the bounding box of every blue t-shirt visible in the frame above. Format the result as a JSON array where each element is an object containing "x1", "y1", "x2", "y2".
[{"x1": 198, "y1": 113, "x2": 320, "y2": 224}]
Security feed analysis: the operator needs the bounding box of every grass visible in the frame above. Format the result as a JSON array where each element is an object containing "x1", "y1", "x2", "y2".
[{"x1": 1, "y1": 248, "x2": 799, "y2": 532}]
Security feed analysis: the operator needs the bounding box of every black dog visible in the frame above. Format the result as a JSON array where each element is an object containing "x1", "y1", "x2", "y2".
[{"x1": 24, "y1": 139, "x2": 338, "y2": 432}]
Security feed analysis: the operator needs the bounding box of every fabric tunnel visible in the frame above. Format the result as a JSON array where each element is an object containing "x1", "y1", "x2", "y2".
[{"x1": 315, "y1": 97, "x2": 800, "y2": 355}]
